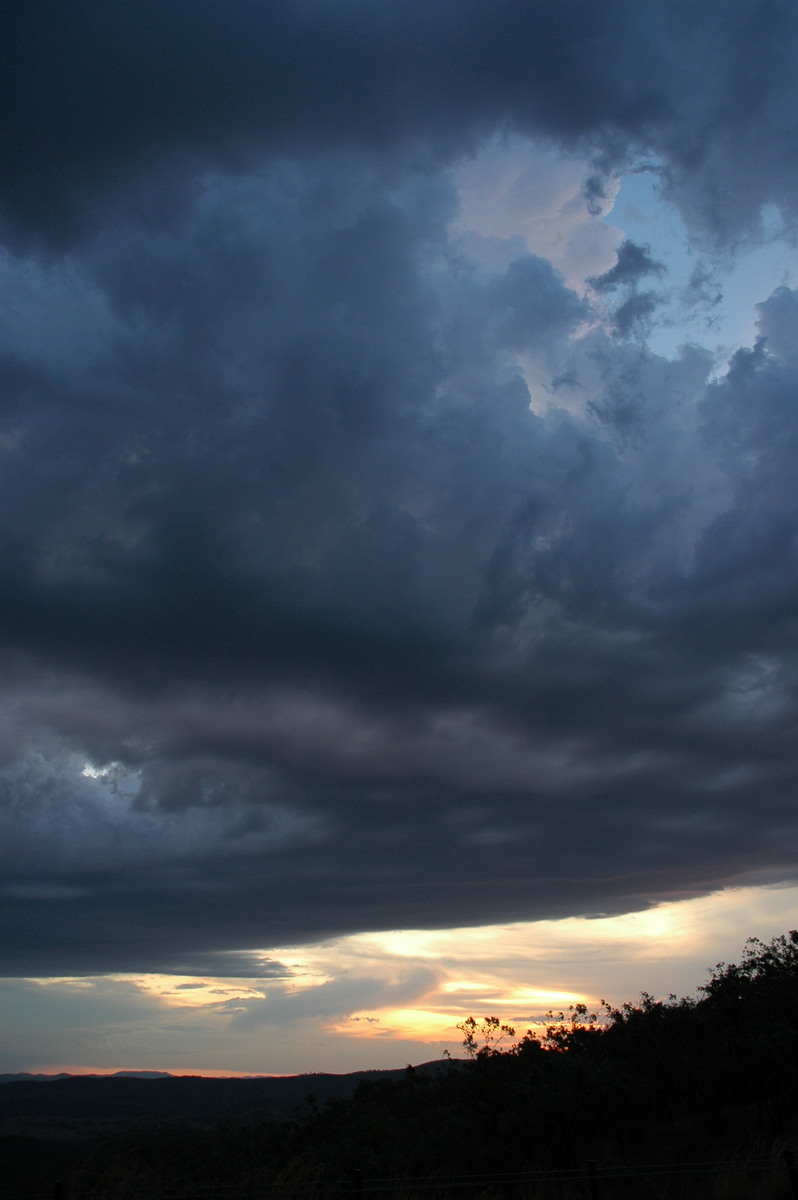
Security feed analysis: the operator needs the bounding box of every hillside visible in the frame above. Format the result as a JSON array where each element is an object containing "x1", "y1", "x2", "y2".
[{"x1": 0, "y1": 1064, "x2": 446, "y2": 1139}]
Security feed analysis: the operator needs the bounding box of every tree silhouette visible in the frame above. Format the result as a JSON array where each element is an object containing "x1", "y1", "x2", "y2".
[{"x1": 455, "y1": 1014, "x2": 516, "y2": 1058}]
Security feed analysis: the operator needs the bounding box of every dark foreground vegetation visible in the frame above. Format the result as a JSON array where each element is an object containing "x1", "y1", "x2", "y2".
[{"x1": 5, "y1": 932, "x2": 798, "y2": 1200}]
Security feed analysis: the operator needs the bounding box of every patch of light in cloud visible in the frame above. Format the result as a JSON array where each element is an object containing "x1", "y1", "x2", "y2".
[
  {"x1": 454, "y1": 140, "x2": 798, "y2": 369},
  {"x1": 80, "y1": 760, "x2": 139, "y2": 797},
  {"x1": 451, "y1": 134, "x2": 622, "y2": 290},
  {"x1": 608, "y1": 173, "x2": 797, "y2": 360}
]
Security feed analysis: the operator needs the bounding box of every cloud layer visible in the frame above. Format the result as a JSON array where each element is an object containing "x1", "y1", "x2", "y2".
[{"x1": 2, "y1": 1, "x2": 798, "y2": 976}]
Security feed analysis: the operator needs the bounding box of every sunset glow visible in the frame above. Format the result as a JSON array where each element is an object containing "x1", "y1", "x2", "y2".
[{"x1": 6, "y1": 885, "x2": 797, "y2": 1075}]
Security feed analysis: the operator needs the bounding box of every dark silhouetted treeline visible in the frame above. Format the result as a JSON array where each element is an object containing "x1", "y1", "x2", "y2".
[{"x1": 5, "y1": 932, "x2": 798, "y2": 1198}]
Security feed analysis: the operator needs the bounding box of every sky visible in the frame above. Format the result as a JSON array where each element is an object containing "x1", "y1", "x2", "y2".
[{"x1": 2, "y1": 0, "x2": 798, "y2": 1076}]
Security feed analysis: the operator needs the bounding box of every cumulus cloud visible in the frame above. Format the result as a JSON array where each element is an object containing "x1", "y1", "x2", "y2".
[{"x1": 1, "y1": 1, "x2": 798, "y2": 978}]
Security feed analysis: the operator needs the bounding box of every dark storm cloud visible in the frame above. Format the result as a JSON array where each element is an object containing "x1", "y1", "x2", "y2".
[
  {"x1": 589, "y1": 241, "x2": 665, "y2": 339},
  {"x1": 3, "y1": 1, "x2": 798, "y2": 247},
  {"x1": 589, "y1": 241, "x2": 665, "y2": 294},
  {"x1": 2, "y1": 1, "x2": 798, "y2": 976},
  {"x1": 608, "y1": 291, "x2": 662, "y2": 339},
  {"x1": 3, "y1": 0, "x2": 651, "y2": 245}
]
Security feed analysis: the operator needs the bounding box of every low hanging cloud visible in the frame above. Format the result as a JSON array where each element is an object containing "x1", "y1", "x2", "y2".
[{"x1": 2, "y1": 2, "x2": 798, "y2": 978}]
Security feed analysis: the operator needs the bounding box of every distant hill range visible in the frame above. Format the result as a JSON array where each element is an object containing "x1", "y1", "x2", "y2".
[
  {"x1": 0, "y1": 1062, "x2": 452, "y2": 1139},
  {"x1": 0, "y1": 1071, "x2": 174, "y2": 1082}
]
